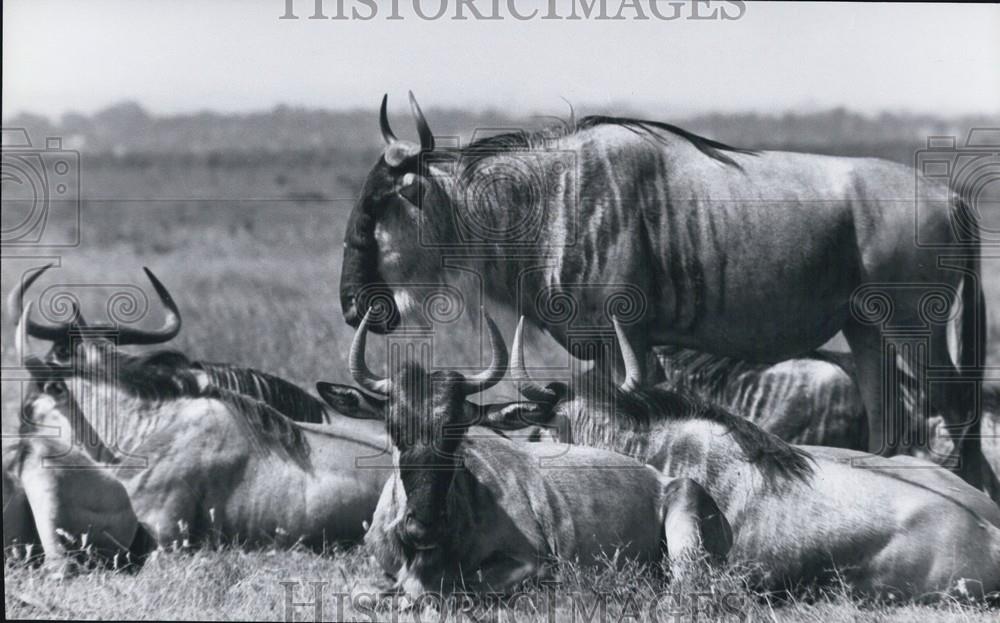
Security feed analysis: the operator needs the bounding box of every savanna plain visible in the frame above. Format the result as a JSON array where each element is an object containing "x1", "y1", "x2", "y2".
[{"x1": 3, "y1": 106, "x2": 1000, "y2": 621}]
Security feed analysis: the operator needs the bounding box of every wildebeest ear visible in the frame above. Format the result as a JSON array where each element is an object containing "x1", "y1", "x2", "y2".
[
  {"x1": 397, "y1": 173, "x2": 424, "y2": 208},
  {"x1": 473, "y1": 400, "x2": 554, "y2": 430},
  {"x1": 384, "y1": 142, "x2": 421, "y2": 168},
  {"x1": 316, "y1": 382, "x2": 386, "y2": 420},
  {"x1": 662, "y1": 477, "x2": 733, "y2": 564}
]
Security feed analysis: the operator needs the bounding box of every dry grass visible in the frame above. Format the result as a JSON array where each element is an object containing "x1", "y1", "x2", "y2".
[
  {"x1": 3, "y1": 157, "x2": 1000, "y2": 621},
  {"x1": 4, "y1": 545, "x2": 998, "y2": 621}
]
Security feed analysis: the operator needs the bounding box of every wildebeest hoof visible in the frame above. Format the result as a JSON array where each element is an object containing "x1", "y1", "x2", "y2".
[{"x1": 44, "y1": 559, "x2": 80, "y2": 581}]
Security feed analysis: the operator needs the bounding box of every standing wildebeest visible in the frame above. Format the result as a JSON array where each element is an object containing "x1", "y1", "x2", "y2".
[
  {"x1": 9, "y1": 302, "x2": 394, "y2": 552},
  {"x1": 509, "y1": 317, "x2": 1000, "y2": 601},
  {"x1": 347, "y1": 309, "x2": 732, "y2": 596},
  {"x1": 339, "y1": 93, "x2": 994, "y2": 499}
]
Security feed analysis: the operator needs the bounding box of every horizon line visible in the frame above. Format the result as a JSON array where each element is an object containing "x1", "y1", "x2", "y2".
[{"x1": 4, "y1": 100, "x2": 999, "y2": 125}]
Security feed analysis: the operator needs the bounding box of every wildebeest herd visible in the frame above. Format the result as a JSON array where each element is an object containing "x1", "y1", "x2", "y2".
[{"x1": 4, "y1": 94, "x2": 1000, "y2": 605}]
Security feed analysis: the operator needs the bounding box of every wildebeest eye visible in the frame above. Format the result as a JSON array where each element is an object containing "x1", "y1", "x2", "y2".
[
  {"x1": 43, "y1": 380, "x2": 67, "y2": 398},
  {"x1": 50, "y1": 344, "x2": 71, "y2": 361}
]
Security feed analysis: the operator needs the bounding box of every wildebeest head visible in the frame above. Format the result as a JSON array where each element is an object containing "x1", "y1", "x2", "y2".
[
  {"x1": 348, "y1": 307, "x2": 508, "y2": 549},
  {"x1": 12, "y1": 272, "x2": 196, "y2": 466},
  {"x1": 13, "y1": 303, "x2": 115, "y2": 463},
  {"x1": 7, "y1": 264, "x2": 182, "y2": 366},
  {"x1": 341, "y1": 93, "x2": 456, "y2": 334}
]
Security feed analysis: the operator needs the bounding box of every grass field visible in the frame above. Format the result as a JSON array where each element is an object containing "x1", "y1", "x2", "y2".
[
  {"x1": 3, "y1": 146, "x2": 1000, "y2": 621},
  {"x1": 5, "y1": 545, "x2": 999, "y2": 622}
]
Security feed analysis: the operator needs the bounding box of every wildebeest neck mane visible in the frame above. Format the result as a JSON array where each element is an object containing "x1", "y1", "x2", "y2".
[
  {"x1": 604, "y1": 383, "x2": 814, "y2": 482},
  {"x1": 456, "y1": 115, "x2": 756, "y2": 169},
  {"x1": 108, "y1": 349, "x2": 202, "y2": 400},
  {"x1": 88, "y1": 349, "x2": 311, "y2": 464},
  {"x1": 191, "y1": 362, "x2": 330, "y2": 424},
  {"x1": 201, "y1": 386, "x2": 311, "y2": 465}
]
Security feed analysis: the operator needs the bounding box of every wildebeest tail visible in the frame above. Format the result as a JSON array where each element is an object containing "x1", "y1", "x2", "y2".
[
  {"x1": 953, "y1": 195, "x2": 985, "y2": 378},
  {"x1": 952, "y1": 197, "x2": 1000, "y2": 500}
]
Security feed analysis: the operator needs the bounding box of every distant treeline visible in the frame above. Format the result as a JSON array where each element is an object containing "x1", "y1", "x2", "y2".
[{"x1": 5, "y1": 101, "x2": 997, "y2": 161}]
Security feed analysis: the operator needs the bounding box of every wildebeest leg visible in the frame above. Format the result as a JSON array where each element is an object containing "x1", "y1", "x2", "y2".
[
  {"x1": 22, "y1": 453, "x2": 144, "y2": 577},
  {"x1": 18, "y1": 459, "x2": 78, "y2": 577},
  {"x1": 3, "y1": 471, "x2": 38, "y2": 559},
  {"x1": 662, "y1": 477, "x2": 733, "y2": 572},
  {"x1": 123, "y1": 522, "x2": 156, "y2": 570},
  {"x1": 843, "y1": 321, "x2": 899, "y2": 461},
  {"x1": 927, "y1": 318, "x2": 994, "y2": 495},
  {"x1": 942, "y1": 277, "x2": 999, "y2": 501}
]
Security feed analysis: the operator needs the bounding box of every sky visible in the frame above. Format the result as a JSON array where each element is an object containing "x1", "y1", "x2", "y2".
[{"x1": 3, "y1": 1, "x2": 998, "y2": 119}]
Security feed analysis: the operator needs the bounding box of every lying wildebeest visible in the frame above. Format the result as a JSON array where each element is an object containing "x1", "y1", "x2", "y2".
[
  {"x1": 657, "y1": 346, "x2": 1000, "y2": 477},
  {"x1": 10, "y1": 301, "x2": 393, "y2": 552},
  {"x1": 508, "y1": 317, "x2": 1000, "y2": 601},
  {"x1": 346, "y1": 309, "x2": 732, "y2": 596},
  {"x1": 340, "y1": 93, "x2": 994, "y2": 499},
  {"x1": 655, "y1": 347, "x2": 866, "y2": 449},
  {"x1": 6, "y1": 264, "x2": 342, "y2": 425},
  {"x1": 3, "y1": 384, "x2": 154, "y2": 577}
]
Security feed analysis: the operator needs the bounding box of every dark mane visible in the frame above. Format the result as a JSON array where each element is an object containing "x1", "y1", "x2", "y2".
[
  {"x1": 985, "y1": 384, "x2": 1000, "y2": 413},
  {"x1": 579, "y1": 116, "x2": 757, "y2": 167},
  {"x1": 114, "y1": 349, "x2": 202, "y2": 400},
  {"x1": 192, "y1": 362, "x2": 330, "y2": 424},
  {"x1": 201, "y1": 387, "x2": 311, "y2": 467},
  {"x1": 458, "y1": 114, "x2": 756, "y2": 169},
  {"x1": 587, "y1": 381, "x2": 814, "y2": 483},
  {"x1": 86, "y1": 349, "x2": 311, "y2": 465}
]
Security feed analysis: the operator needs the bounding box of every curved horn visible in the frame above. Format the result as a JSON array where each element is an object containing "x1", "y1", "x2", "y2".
[
  {"x1": 510, "y1": 316, "x2": 558, "y2": 402},
  {"x1": 458, "y1": 310, "x2": 508, "y2": 396},
  {"x1": 612, "y1": 315, "x2": 641, "y2": 392},
  {"x1": 349, "y1": 307, "x2": 391, "y2": 395},
  {"x1": 408, "y1": 91, "x2": 435, "y2": 152},
  {"x1": 379, "y1": 94, "x2": 397, "y2": 145},
  {"x1": 114, "y1": 268, "x2": 182, "y2": 345},
  {"x1": 14, "y1": 301, "x2": 32, "y2": 363},
  {"x1": 71, "y1": 302, "x2": 86, "y2": 328},
  {"x1": 6, "y1": 263, "x2": 70, "y2": 342}
]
